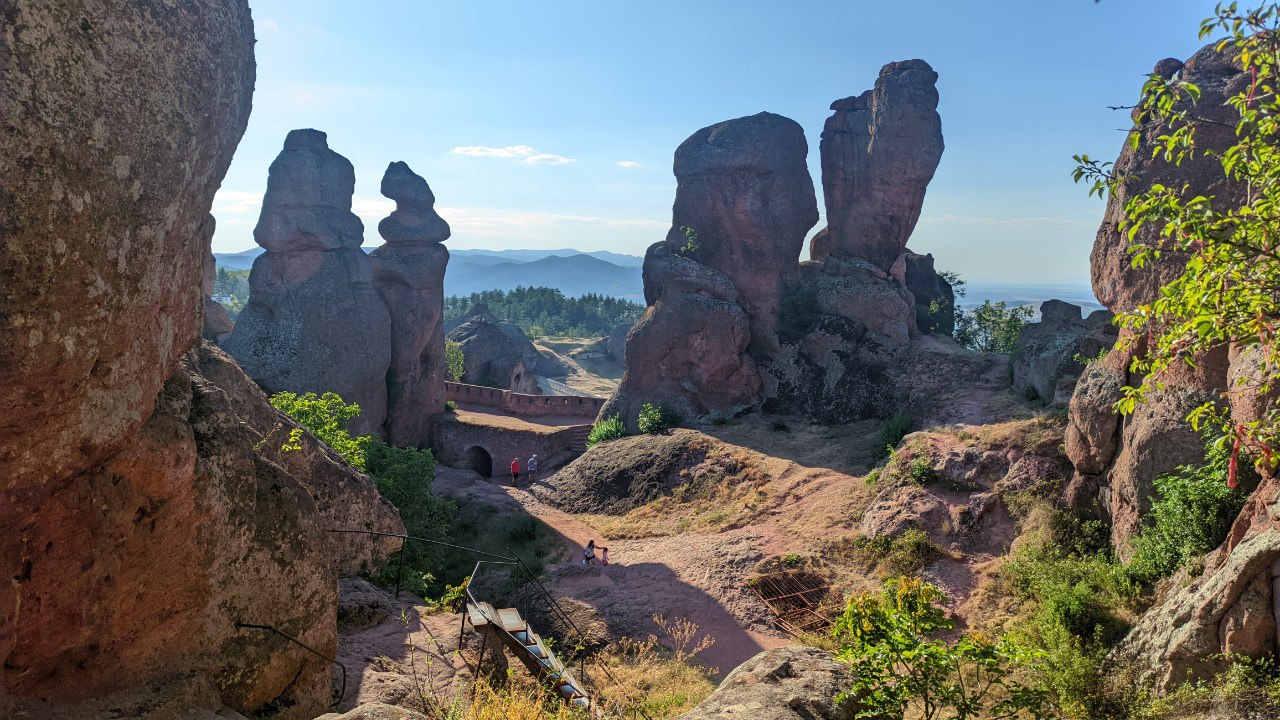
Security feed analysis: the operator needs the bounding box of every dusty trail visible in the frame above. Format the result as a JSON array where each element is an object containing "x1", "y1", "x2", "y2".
[{"x1": 435, "y1": 467, "x2": 791, "y2": 675}]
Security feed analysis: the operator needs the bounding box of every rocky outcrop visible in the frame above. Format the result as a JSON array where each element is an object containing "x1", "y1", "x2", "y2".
[
  {"x1": 0, "y1": 0, "x2": 253, "y2": 490},
  {"x1": 820, "y1": 59, "x2": 944, "y2": 272},
  {"x1": 223, "y1": 130, "x2": 392, "y2": 436},
  {"x1": 674, "y1": 646, "x2": 857, "y2": 720},
  {"x1": 200, "y1": 215, "x2": 236, "y2": 343},
  {"x1": 603, "y1": 245, "x2": 763, "y2": 427},
  {"x1": 370, "y1": 162, "x2": 451, "y2": 447},
  {"x1": 1011, "y1": 300, "x2": 1116, "y2": 405},
  {"x1": 809, "y1": 256, "x2": 916, "y2": 343},
  {"x1": 903, "y1": 251, "x2": 954, "y2": 335},
  {"x1": 666, "y1": 112, "x2": 818, "y2": 353},
  {"x1": 447, "y1": 306, "x2": 540, "y2": 394},
  {"x1": 1, "y1": 5, "x2": 402, "y2": 717},
  {"x1": 607, "y1": 322, "x2": 632, "y2": 362},
  {"x1": 1064, "y1": 45, "x2": 1250, "y2": 550}
]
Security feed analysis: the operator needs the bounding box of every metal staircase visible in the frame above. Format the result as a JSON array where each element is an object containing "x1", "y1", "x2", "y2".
[{"x1": 466, "y1": 600, "x2": 595, "y2": 712}]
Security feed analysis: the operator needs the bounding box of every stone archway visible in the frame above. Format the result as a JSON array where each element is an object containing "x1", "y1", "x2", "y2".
[{"x1": 466, "y1": 446, "x2": 493, "y2": 477}]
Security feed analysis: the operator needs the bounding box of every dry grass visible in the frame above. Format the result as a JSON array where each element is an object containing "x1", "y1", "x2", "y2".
[{"x1": 577, "y1": 445, "x2": 773, "y2": 539}]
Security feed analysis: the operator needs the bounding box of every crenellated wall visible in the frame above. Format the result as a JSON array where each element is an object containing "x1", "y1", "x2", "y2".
[{"x1": 445, "y1": 382, "x2": 604, "y2": 419}]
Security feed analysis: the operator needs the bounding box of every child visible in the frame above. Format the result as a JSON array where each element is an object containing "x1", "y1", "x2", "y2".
[{"x1": 601, "y1": 547, "x2": 610, "y2": 566}]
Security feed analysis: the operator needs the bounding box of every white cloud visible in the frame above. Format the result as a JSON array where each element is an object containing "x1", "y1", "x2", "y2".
[
  {"x1": 451, "y1": 144, "x2": 574, "y2": 164},
  {"x1": 211, "y1": 189, "x2": 264, "y2": 216},
  {"x1": 616, "y1": 161, "x2": 641, "y2": 168},
  {"x1": 451, "y1": 145, "x2": 537, "y2": 158},
  {"x1": 524, "y1": 153, "x2": 574, "y2": 165},
  {"x1": 258, "y1": 18, "x2": 280, "y2": 32}
]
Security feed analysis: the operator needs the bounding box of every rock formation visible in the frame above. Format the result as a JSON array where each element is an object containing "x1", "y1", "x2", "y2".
[
  {"x1": 1064, "y1": 45, "x2": 1249, "y2": 548},
  {"x1": 223, "y1": 130, "x2": 393, "y2": 436},
  {"x1": 370, "y1": 162, "x2": 451, "y2": 446},
  {"x1": 1011, "y1": 300, "x2": 1116, "y2": 405},
  {"x1": 674, "y1": 646, "x2": 857, "y2": 720},
  {"x1": 200, "y1": 215, "x2": 235, "y2": 343},
  {"x1": 903, "y1": 251, "x2": 955, "y2": 335},
  {"x1": 606, "y1": 61, "x2": 949, "y2": 428},
  {"x1": 607, "y1": 322, "x2": 632, "y2": 362},
  {"x1": 820, "y1": 59, "x2": 945, "y2": 273},
  {"x1": 1, "y1": 4, "x2": 402, "y2": 717},
  {"x1": 666, "y1": 112, "x2": 819, "y2": 353},
  {"x1": 602, "y1": 243, "x2": 763, "y2": 427},
  {"x1": 447, "y1": 306, "x2": 541, "y2": 394}
]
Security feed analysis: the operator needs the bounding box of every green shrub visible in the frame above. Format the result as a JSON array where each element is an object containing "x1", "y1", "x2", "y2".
[
  {"x1": 769, "y1": 419, "x2": 791, "y2": 433},
  {"x1": 445, "y1": 339, "x2": 465, "y2": 382},
  {"x1": 954, "y1": 300, "x2": 1032, "y2": 353},
  {"x1": 588, "y1": 414, "x2": 626, "y2": 447},
  {"x1": 879, "y1": 411, "x2": 912, "y2": 450},
  {"x1": 365, "y1": 440, "x2": 457, "y2": 596},
  {"x1": 906, "y1": 457, "x2": 940, "y2": 486},
  {"x1": 857, "y1": 528, "x2": 942, "y2": 576},
  {"x1": 269, "y1": 391, "x2": 370, "y2": 469},
  {"x1": 1126, "y1": 436, "x2": 1254, "y2": 583},
  {"x1": 444, "y1": 400, "x2": 457, "y2": 412},
  {"x1": 833, "y1": 577, "x2": 1050, "y2": 720},
  {"x1": 637, "y1": 403, "x2": 679, "y2": 434}
]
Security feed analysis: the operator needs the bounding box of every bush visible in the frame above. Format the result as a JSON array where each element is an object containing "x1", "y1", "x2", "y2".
[
  {"x1": 833, "y1": 577, "x2": 1049, "y2": 720},
  {"x1": 879, "y1": 411, "x2": 912, "y2": 449},
  {"x1": 445, "y1": 339, "x2": 465, "y2": 382},
  {"x1": 444, "y1": 400, "x2": 457, "y2": 412},
  {"x1": 1126, "y1": 436, "x2": 1254, "y2": 583},
  {"x1": 954, "y1": 300, "x2": 1032, "y2": 353},
  {"x1": 269, "y1": 391, "x2": 370, "y2": 469},
  {"x1": 637, "y1": 403, "x2": 679, "y2": 434},
  {"x1": 769, "y1": 419, "x2": 791, "y2": 433},
  {"x1": 588, "y1": 414, "x2": 627, "y2": 447},
  {"x1": 365, "y1": 440, "x2": 457, "y2": 596}
]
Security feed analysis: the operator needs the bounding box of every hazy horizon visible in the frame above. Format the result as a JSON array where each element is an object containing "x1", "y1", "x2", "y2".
[{"x1": 210, "y1": 0, "x2": 1211, "y2": 286}]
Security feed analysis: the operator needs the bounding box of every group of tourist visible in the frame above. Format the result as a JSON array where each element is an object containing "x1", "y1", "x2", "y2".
[{"x1": 508, "y1": 454, "x2": 539, "y2": 486}]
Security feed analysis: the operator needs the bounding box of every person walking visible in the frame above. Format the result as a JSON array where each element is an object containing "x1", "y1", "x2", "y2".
[
  {"x1": 601, "y1": 546, "x2": 610, "y2": 566},
  {"x1": 582, "y1": 540, "x2": 597, "y2": 565},
  {"x1": 526, "y1": 454, "x2": 539, "y2": 484},
  {"x1": 510, "y1": 457, "x2": 521, "y2": 487}
]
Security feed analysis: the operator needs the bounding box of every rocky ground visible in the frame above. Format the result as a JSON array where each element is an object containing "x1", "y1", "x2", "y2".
[{"x1": 534, "y1": 337, "x2": 623, "y2": 397}]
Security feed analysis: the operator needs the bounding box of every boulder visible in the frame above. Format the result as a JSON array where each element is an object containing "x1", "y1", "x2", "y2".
[
  {"x1": 820, "y1": 60, "x2": 944, "y2": 272},
  {"x1": 674, "y1": 646, "x2": 857, "y2": 720},
  {"x1": 763, "y1": 314, "x2": 896, "y2": 424},
  {"x1": 607, "y1": 322, "x2": 632, "y2": 362},
  {"x1": 370, "y1": 162, "x2": 451, "y2": 447},
  {"x1": 1090, "y1": 47, "x2": 1248, "y2": 315},
  {"x1": 1010, "y1": 300, "x2": 1117, "y2": 404},
  {"x1": 223, "y1": 130, "x2": 392, "y2": 436},
  {"x1": 602, "y1": 244, "x2": 763, "y2": 428},
  {"x1": 447, "y1": 307, "x2": 540, "y2": 394},
  {"x1": 809, "y1": 256, "x2": 915, "y2": 343},
  {"x1": 0, "y1": 0, "x2": 253, "y2": 489},
  {"x1": 903, "y1": 251, "x2": 954, "y2": 336},
  {"x1": 666, "y1": 112, "x2": 819, "y2": 353}
]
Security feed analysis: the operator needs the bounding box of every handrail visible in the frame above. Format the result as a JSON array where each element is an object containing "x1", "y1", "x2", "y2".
[{"x1": 235, "y1": 621, "x2": 347, "y2": 708}]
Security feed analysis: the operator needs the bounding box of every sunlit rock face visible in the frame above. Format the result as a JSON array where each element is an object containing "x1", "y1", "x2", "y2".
[
  {"x1": 223, "y1": 129, "x2": 392, "y2": 437},
  {"x1": 370, "y1": 161, "x2": 451, "y2": 446},
  {"x1": 819, "y1": 59, "x2": 944, "y2": 273}
]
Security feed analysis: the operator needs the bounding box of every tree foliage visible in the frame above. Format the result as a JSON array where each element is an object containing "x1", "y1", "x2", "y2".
[
  {"x1": 587, "y1": 414, "x2": 627, "y2": 447},
  {"x1": 445, "y1": 339, "x2": 465, "y2": 382},
  {"x1": 213, "y1": 267, "x2": 249, "y2": 320},
  {"x1": 444, "y1": 287, "x2": 643, "y2": 338},
  {"x1": 1074, "y1": 2, "x2": 1280, "y2": 476},
  {"x1": 268, "y1": 391, "x2": 370, "y2": 469},
  {"x1": 834, "y1": 577, "x2": 1050, "y2": 720},
  {"x1": 955, "y1": 300, "x2": 1033, "y2": 353},
  {"x1": 637, "y1": 402, "x2": 679, "y2": 434}
]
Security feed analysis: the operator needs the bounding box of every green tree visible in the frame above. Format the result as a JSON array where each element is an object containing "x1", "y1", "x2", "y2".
[
  {"x1": 834, "y1": 577, "x2": 1050, "y2": 720},
  {"x1": 1073, "y1": 2, "x2": 1280, "y2": 476},
  {"x1": 268, "y1": 391, "x2": 370, "y2": 469},
  {"x1": 445, "y1": 339, "x2": 465, "y2": 382},
  {"x1": 954, "y1": 300, "x2": 1033, "y2": 353}
]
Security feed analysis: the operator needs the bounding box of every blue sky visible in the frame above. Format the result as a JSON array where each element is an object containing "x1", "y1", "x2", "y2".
[{"x1": 212, "y1": 0, "x2": 1212, "y2": 284}]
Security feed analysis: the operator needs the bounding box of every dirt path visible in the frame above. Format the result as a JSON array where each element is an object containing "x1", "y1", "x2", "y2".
[{"x1": 435, "y1": 468, "x2": 791, "y2": 675}]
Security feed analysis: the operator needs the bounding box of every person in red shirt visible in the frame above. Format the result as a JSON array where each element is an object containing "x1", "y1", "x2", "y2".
[{"x1": 510, "y1": 457, "x2": 521, "y2": 487}]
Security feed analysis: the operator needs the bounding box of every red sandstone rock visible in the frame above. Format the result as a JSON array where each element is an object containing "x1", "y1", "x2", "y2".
[
  {"x1": 370, "y1": 162, "x2": 451, "y2": 447},
  {"x1": 603, "y1": 244, "x2": 763, "y2": 428},
  {"x1": 0, "y1": 0, "x2": 253, "y2": 489},
  {"x1": 223, "y1": 130, "x2": 392, "y2": 436},
  {"x1": 820, "y1": 60, "x2": 944, "y2": 272},
  {"x1": 667, "y1": 112, "x2": 818, "y2": 354}
]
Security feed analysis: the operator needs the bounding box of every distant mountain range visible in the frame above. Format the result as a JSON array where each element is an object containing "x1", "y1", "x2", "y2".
[
  {"x1": 213, "y1": 247, "x2": 1100, "y2": 312},
  {"x1": 213, "y1": 247, "x2": 647, "y2": 301}
]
